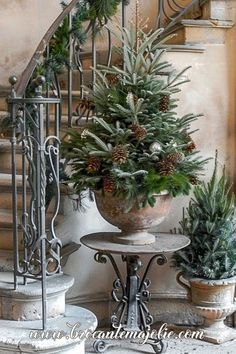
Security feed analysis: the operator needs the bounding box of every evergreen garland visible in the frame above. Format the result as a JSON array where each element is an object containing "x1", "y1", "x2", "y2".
[
  {"x1": 27, "y1": 0, "x2": 128, "y2": 90},
  {"x1": 172, "y1": 154, "x2": 236, "y2": 280}
]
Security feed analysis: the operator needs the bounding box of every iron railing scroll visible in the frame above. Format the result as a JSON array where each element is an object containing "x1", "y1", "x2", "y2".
[{"x1": 8, "y1": 75, "x2": 62, "y2": 329}]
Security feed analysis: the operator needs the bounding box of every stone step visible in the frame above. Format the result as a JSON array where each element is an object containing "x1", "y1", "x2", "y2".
[
  {"x1": 0, "y1": 97, "x2": 7, "y2": 113},
  {"x1": 0, "y1": 205, "x2": 63, "y2": 228},
  {"x1": 0, "y1": 273, "x2": 74, "y2": 320},
  {"x1": 0, "y1": 87, "x2": 82, "y2": 115},
  {"x1": 0, "y1": 173, "x2": 70, "y2": 210},
  {"x1": 58, "y1": 69, "x2": 92, "y2": 91},
  {"x1": 0, "y1": 304, "x2": 97, "y2": 354},
  {"x1": 0, "y1": 173, "x2": 30, "y2": 210},
  {"x1": 0, "y1": 105, "x2": 82, "y2": 139},
  {"x1": 0, "y1": 228, "x2": 23, "y2": 250},
  {"x1": 0, "y1": 250, "x2": 17, "y2": 272},
  {"x1": 60, "y1": 89, "x2": 82, "y2": 116},
  {"x1": 202, "y1": 0, "x2": 236, "y2": 22},
  {"x1": 0, "y1": 209, "x2": 13, "y2": 228},
  {"x1": 57, "y1": 48, "x2": 120, "y2": 91},
  {"x1": 0, "y1": 210, "x2": 19, "y2": 251},
  {"x1": 0, "y1": 139, "x2": 23, "y2": 174},
  {"x1": 166, "y1": 19, "x2": 234, "y2": 45},
  {"x1": 0, "y1": 242, "x2": 80, "y2": 272}
]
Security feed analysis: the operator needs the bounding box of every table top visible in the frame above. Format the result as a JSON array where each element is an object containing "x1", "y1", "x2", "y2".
[{"x1": 81, "y1": 232, "x2": 190, "y2": 255}]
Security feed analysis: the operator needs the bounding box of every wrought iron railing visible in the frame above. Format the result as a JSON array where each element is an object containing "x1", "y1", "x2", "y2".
[
  {"x1": 7, "y1": 0, "x2": 128, "y2": 329},
  {"x1": 8, "y1": 76, "x2": 62, "y2": 329},
  {"x1": 6, "y1": 0, "x2": 209, "y2": 329}
]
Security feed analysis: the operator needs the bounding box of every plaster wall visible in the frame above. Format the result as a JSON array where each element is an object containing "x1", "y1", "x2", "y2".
[{"x1": 0, "y1": 0, "x2": 62, "y2": 88}]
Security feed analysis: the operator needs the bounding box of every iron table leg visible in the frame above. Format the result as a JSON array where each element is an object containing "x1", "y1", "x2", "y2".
[{"x1": 94, "y1": 252, "x2": 168, "y2": 353}]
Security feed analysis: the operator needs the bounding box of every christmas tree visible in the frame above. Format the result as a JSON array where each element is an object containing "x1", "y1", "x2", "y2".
[
  {"x1": 172, "y1": 154, "x2": 236, "y2": 280},
  {"x1": 62, "y1": 25, "x2": 208, "y2": 209}
]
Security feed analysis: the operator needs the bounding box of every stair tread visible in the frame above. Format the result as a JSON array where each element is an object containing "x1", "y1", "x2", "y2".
[
  {"x1": 161, "y1": 44, "x2": 205, "y2": 53},
  {"x1": 0, "y1": 210, "x2": 13, "y2": 226},
  {"x1": 164, "y1": 18, "x2": 235, "y2": 45},
  {"x1": 0, "y1": 273, "x2": 74, "y2": 295},
  {"x1": 0, "y1": 111, "x2": 8, "y2": 116},
  {"x1": 181, "y1": 19, "x2": 235, "y2": 28},
  {"x1": 0, "y1": 173, "x2": 29, "y2": 192},
  {"x1": 0, "y1": 139, "x2": 19, "y2": 152},
  {"x1": 0, "y1": 173, "x2": 22, "y2": 181},
  {"x1": 0, "y1": 139, "x2": 10, "y2": 148},
  {"x1": 61, "y1": 89, "x2": 81, "y2": 97},
  {"x1": 0, "y1": 272, "x2": 34, "y2": 284}
]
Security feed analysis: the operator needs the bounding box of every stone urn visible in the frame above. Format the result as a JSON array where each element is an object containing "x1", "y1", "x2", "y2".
[
  {"x1": 177, "y1": 272, "x2": 236, "y2": 344},
  {"x1": 94, "y1": 191, "x2": 172, "y2": 245}
]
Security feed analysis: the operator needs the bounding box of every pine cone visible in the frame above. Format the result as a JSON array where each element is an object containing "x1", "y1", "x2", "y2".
[
  {"x1": 157, "y1": 160, "x2": 175, "y2": 176},
  {"x1": 159, "y1": 95, "x2": 170, "y2": 113},
  {"x1": 103, "y1": 175, "x2": 115, "y2": 193},
  {"x1": 112, "y1": 145, "x2": 129, "y2": 165},
  {"x1": 188, "y1": 175, "x2": 200, "y2": 185},
  {"x1": 131, "y1": 123, "x2": 147, "y2": 141},
  {"x1": 133, "y1": 95, "x2": 139, "y2": 103},
  {"x1": 167, "y1": 152, "x2": 184, "y2": 164},
  {"x1": 106, "y1": 74, "x2": 119, "y2": 85},
  {"x1": 186, "y1": 137, "x2": 196, "y2": 153},
  {"x1": 86, "y1": 156, "x2": 101, "y2": 174}
]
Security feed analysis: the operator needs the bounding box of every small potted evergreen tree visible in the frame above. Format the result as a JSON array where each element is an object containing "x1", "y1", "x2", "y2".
[
  {"x1": 62, "y1": 26, "x2": 207, "y2": 245},
  {"x1": 172, "y1": 155, "x2": 236, "y2": 344}
]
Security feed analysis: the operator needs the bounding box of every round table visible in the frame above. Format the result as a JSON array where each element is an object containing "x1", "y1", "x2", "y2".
[{"x1": 81, "y1": 232, "x2": 190, "y2": 354}]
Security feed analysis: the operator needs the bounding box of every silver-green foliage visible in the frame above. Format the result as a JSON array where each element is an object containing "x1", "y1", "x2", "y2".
[
  {"x1": 62, "y1": 26, "x2": 208, "y2": 208},
  {"x1": 172, "y1": 156, "x2": 236, "y2": 279}
]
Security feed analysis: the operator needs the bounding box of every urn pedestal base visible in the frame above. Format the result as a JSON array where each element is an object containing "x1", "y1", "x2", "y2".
[
  {"x1": 170, "y1": 322, "x2": 236, "y2": 345},
  {"x1": 200, "y1": 325, "x2": 236, "y2": 344},
  {"x1": 112, "y1": 231, "x2": 155, "y2": 245},
  {"x1": 176, "y1": 274, "x2": 236, "y2": 344},
  {"x1": 195, "y1": 304, "x2": 236, "y2": 344}
]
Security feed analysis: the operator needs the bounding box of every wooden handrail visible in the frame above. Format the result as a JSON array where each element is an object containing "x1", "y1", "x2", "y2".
[{"x1": 15, "y1": 0, "x2": 78, "y2": 97}]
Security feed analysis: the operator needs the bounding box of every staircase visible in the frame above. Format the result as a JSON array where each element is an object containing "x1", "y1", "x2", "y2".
[{"x1": 0, "y1": 0, "x2": 235, "y2": 351}]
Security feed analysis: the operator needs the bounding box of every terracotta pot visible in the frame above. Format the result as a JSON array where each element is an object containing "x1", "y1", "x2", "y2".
[
  {"x1": 177, "y1": 272, "x2": 236, "y2": 344},
  {"x1": 95, "y1": 191, "x2": 172, "y2": 245}
]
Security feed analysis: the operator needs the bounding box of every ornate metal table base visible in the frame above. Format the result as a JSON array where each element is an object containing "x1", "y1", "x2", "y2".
[
  {"x1": 93, "y1": 252, "x2": 168, "y2": 353},
  {"x1": 81, "y1": 232, "x2": 190, "y2": 354},
  {"x1": 93, "y1": 337, "x2": 166, "y2": 354}
]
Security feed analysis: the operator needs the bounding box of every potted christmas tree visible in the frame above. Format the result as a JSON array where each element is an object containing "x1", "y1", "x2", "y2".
[
  {"x1": 172, "y1": 155, "x2": 236, "y2": 343},
  {"x1": 62, "y1": 26, "x2": 207, "y2": 245}
]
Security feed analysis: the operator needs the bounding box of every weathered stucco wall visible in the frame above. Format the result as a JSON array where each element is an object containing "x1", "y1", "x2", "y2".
[{"x1": 0, "y1": 0, "x2": 61, "y2": 88}]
